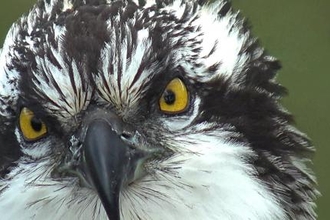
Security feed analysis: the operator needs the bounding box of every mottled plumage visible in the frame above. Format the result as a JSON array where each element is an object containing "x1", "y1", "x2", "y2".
[{"x1": 0, "y1": 0, "x2": 318, "y2": 219}]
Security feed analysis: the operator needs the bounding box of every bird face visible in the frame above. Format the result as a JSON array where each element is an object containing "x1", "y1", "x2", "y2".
[{"x1": 0, "y1": 0, "x2": 318, "y2": 220}]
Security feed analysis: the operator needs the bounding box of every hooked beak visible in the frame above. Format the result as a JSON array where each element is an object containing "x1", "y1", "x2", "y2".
[{"x1": 82, "y1": 118, "x2": 147, "y2": 220}]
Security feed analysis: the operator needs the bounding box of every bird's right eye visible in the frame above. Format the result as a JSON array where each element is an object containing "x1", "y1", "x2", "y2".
[{"x1": 19, "y1": 107, "x2": 48, "y2": 141}]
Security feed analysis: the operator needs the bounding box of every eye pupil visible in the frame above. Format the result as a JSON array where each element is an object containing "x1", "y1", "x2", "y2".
[
  {"x1": 163, "y1": 90, "x2": 176, "y2": 105},
  {"x1": 31, "y1": 117, "x2": 43, "y2": 132}
]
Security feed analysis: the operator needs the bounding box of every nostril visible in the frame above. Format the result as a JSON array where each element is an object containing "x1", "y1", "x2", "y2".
[
  {"x1": 121, "y1": 132, "x2": 132, "y2": 140},
  {"x1": 121, "y1": 124, "x2": 136, "y2": 140},
  {"x1": 121, "y1": 127, "x2": 136, "y2": 141},
  {"x1": 120, "y1": 129, "x2": 140, "y2": 148}
]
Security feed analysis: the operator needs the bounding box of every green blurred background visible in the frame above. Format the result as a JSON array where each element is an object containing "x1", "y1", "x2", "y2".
[{"x1": 0, "y1": 0, "x2": 329, "y2": 219}]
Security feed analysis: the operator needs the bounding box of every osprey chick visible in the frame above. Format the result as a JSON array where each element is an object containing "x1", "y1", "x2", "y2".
[{"x1": 0, "y1": 0, "x2": 318, "y2": 219}]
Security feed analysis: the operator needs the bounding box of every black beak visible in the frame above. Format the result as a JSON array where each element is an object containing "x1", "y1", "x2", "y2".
[{"x1": 82, "y1": 119, "x2": 136, "y2": 220}]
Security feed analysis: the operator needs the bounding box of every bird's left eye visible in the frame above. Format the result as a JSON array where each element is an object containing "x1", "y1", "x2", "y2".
[
  {"x1": 159, "y1": 78, "x2": 189, "y2": 114},
  {"x1": 19, "y1": 107, "x2": 47, "y2": 141}
]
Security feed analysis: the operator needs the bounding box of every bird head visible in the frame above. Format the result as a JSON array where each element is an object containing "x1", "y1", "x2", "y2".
[{"x1": 0, "y1": 0, "x2": 318, "y2": 219}]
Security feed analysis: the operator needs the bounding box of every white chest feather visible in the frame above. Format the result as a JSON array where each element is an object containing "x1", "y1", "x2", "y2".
[{"x1": 0, "y1": 135, "x2": 286, "y2": 220}]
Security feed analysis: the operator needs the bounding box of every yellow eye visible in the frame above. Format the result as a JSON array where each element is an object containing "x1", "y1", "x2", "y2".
[
  {"x1": 19, "y1": 107, "x2": 47, "y2": 141},
  {"x1": 159, "y1": 78, "x2": 189, "y2": 114}
]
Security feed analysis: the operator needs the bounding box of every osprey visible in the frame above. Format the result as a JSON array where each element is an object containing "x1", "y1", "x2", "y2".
[{"x1": 0, "y1": 0, "x2": 318, "y2": 219}]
